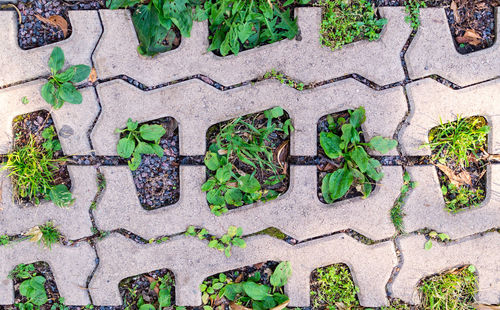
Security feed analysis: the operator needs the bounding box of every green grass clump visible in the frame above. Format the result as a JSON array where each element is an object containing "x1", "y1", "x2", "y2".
[
  {"x1": 310, "y1": 264, "x2": 359, "y2": 309},
  {"x1": 427, "y1": 116, "x2": 489, "y2": 168},
  {"x1": 316, "y1": 0, "x2": 387, "y2": 50},
  {"x1": 419, "y1": 265, "x2": 478, "y2": 310},
  {"x1": 441, "y1": 176, "x2": 485, "y2": 213}
]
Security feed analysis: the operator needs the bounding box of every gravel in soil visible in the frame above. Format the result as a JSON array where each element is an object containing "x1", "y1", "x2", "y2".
[
  {"x1": 316, "y1": 111, "x2": 375, "y2": 204},
  {"x1": 127, "y1": 117, "x2": 180, "y2": 210},
  {"x1": 12, "y1": 110, "x2": 71, "y2": 204},
  {"x1": 205, "y1": 110, "x2": 290, "y2": 211}
]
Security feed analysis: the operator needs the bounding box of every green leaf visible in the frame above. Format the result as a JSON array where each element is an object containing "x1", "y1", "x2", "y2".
[
  {"x1": 369, "y1": 136, "x2": 398, "y2": 154},
  {"x1": 320, "y1": 132, "x2": 343, "y2": 159},
  {"x1": 321, "y1": 174, "x2": 334, "y2": 204},
  {"x1": 139, "y1": 124, "x2": 166, "y2": 142},
  {"x1": 135, "y1": 141, "x2": 156, "y2": 155},
  {"x1": 468, "y1": 265, "x2": 476, "y2": 273},
  {"x1": 224, "y1": 283, "x2": 243, "y2": 300},
  {"x1": 327, "y1": 166, "x2": 353, "y2": 201},
  {"x1": 225, "y1": 188, "x2": 243, "y2": 205},
  {"x1": 242, "y1": 282, "x2": 270, "y2": 301},
  {"x1": 41, "y1": 82, "x2": 57, "y2": 106},
  {"x1": 54, "y1": 67, "x2": 75, "y2": 82},
  {"x1": 207, "y1": 189, "x2": 225, "y2": 206},
  {"x1": 208, "y1": 239, "x2": 219, "y2": 248},
  {"x1": 48, "y1": 47, "x2": 65, "y2": 73},
  {"x1": 133, "y1": 3, "x2": 170, "y2": 56},
  {"x1": 117, "y1": 138, "x2": 135, "y2": 158},
  {"x1": 270, "y1": 261, "x2": 291, "y2": 288},
  {"x1": 58, "y1": 82, "x2": 82, "y2": 105},
  {"x1": 351, "y1": 146, "x2": 370, "y2": 172},
  {"x1": 349, "y1": 107, "x2": 366, "y2": 128},
  {"x1": 232, "y1": 237, "x2": 246, "y2": 248},
  {"x1": 201, "y1": 179, "x2": 217, "y2": 192},
  {"x1": 127, "y1": 118, "x2": 138, "y2": 131},
  {"x1": 238, "y1": 174, "x2": 261, "y2": 194},
  {"x1": 128, "y1": 153, "x2": 142, "y2": 171},
  {"x1": 139, "y1": 305, "x2": 156, "y2": 310},
  {"x1": 49, "y1": 184, "x2": 74, "y2": 208},
  {"x1": 365, "y1": 158, "x2": 384, "y2": 181},
  {"x1": 341, "y1": 123, "x2": 360, "y2": 145},
  {"x1": 424, "y1": 240, "x2": 433, "y2": 250},
  {"x1": 106, "y1": 0, "x2": 141, "y2": 9},
  {"x1": 151, "y1": 143, "x2": 164, "y2": 157},
  {"x1": 70, "y1": 65, "x2": 91, "y2": 83},
  {"x1": 204, "y1": 152, "x2": 220, "y2": 171},
  {"x1": 215, "y1": 163, "x2": 232, "y2": 183}
]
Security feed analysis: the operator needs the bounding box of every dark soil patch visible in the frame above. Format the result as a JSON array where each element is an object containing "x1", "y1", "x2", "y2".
[
  {"x1": 126, "y1": 117, "x2": 180, "y2": 210},
  {"x1": 316, "y1": 111, "x2": 374, "y2": 204},
  {"x1": 8, "y1": 261, "x2": 62, "y2": 309},
  {"x1": 12, "y1": 110, "x2": 71, "y2": 204},
  {"x1": 119, "y1": 268, "x2": 176, "y2": 309},
  {"x1": 206, "y1": 110, "x2": 290, "y2": 211}
]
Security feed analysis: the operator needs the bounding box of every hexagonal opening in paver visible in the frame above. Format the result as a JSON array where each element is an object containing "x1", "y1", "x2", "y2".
[
  {"x1": 9, "y1": 261, "x2": 62, "y2": 307},
  {"x1": 417, "y1": 264, "x2": 478, "y2": 308},
  {"x1": 310, "y1": 263, "x2": 360, "y2": 309},
  {"x1": 5, "y1": 110, "x2": 72, "y2": 206},
  {"x1": 118, "y1": 116, "x2": 180, "y2": 210},
  {"x1": 317, "y1": 107, "x2": 396, "y2": 204},
  {"x1": 119, "y1": 267, "x2": 176, "y2": 308},
  {"x1": 204, "y1": 107, "x2": 291, "y2": 215},
  {"x1": 200, "y1": 261, "x2": 291, "y2": 309},
  {"x1": 426, "y1": 115, "x2": 489, "y2": 213}
]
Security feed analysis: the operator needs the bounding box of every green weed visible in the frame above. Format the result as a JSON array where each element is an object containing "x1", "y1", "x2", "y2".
[
  {"x1": 320, "y1": 107, "x2": 397, "y2": 203},
  {"x1": 391, "y1": 171, "x2": 417, "y2": 233},
  {"x1": 25, "y1": 221, "x2": 61, "y2": 250},
  {"x1": 0, "y1": 235, "x2": 9, "y2": 246},
  {"x1": 441, "y1": 176, "x2": 485, "y2": 213},
  {"x1": 186, "y1": 226, "x2": 246, "y2": 258},
  {"x1": 264, "y1": 69, "x2": 305, "y2": 90},
  {"x1": 316, "y1": 0, "x2": 387, "y2": 50},
  {"x1": 41, "y1": 47, "x2": 90, "y2": 109},
  {"x1": 404, "y1": 0, "x2": 426, "y2": 30},
  {"x1": 310, "y1": 264, "x2": 359, "y2": 309},
  {"x1": 9, "y1": 263, "x2": 49, "y2": 309}
]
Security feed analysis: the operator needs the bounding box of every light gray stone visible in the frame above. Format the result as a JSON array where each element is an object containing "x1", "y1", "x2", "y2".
[
  {"x1": 402, "y1": 165, "x2": 500, "y2": 239},
  {"x1": 0, "y1": 240, "x2": 96, "y2": 305},
  {"x1": 0, "y1": 166, "x2": 97, "y2": 239},
  {"x1": 399, "y1": 78, "x2": 500, "y2": 156},
  {"x1": 92, "y1": 78, "x2": 406, "y2": 157},
  {"x1": 0, "y1": 79, "x2": 99, "y2": 155},
  {"x1": 0, "y1": 11, "x2": 102, "y2": 87},
  {"x1": 392, "y1": 233, "x2": 500, "y2": 305},
  {"x1": 94, "y1": 165, "x2": 401, "y2": 241},
  {"x1": 94, "y1": 7, "x2": 410, "y2": 86},
  {"x1": 406, "y1": 8, "x2": 500, "y2": 86},
  {"x1": 90, "y1": 233, "x2": 396, "y2": 307}
]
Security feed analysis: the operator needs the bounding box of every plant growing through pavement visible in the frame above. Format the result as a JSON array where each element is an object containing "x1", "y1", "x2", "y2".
[
  {"x1": 186, "y1": 225, "x2": 246, "y2": 258},
  {"x1": 319, "y1": 107, "x2": 397, "y2": 203},
  {"x1": 404, "y1": 0, "x2": 426, "y2": 30},
  {"x1": 116, "y1": 118, "x2": 166, "y2": 171},
  {"x1": 9, "y1": 263, "x2": 48, "y2": 309},
  {"x1": 310, "y1": 264, "x2": 360, "y2": 309},
  {"x1": 41, "y1": 47, "x2": 91, "y2": 109},
  {"x1": 25, "y1": 221, "x2": 62, "y2": 250}
]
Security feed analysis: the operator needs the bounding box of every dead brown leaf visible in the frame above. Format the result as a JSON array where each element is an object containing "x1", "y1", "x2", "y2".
[
  {"x1": 144, "y1": 275, "x2": 159, "y2": 294},
  {"x1": 234, "y1": 273, "x2": 244, "y2": 283},
  {"x1": 435, "y1": 164, "x2": 472, "y2": 186},
  {"x1": 450, "y1": 1, "x2": 460, "y2": 23},
  {"x1": 273, "y1": 140, "x2": 289, "y2": 173},
  {"x1": 229, "y1": 302, "x2": 252, "y2": 310},
  {"x1": 458, "y1": 29, "x2": 482, "y2": 46},
  {"x1": 35, "y1": 14, "x2": 68, "y2": 38},
  {"x1": 88, "y1": 67, "x2": 98, "y2": 83},
  {"x1": 472, "y1": 305, "x2": 500, "y2": 310}
]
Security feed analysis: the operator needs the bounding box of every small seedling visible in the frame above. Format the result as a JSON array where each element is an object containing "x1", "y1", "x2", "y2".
[
  {"x1": 391, "y1": 171, "x2": 418, "y2": 233},
  {"x1": 320, "y1": 107, "x2": 397, "y2": 203},
  {"x1": 404, "y1": 0, "x2": 426, "y2": 30},
  {"x1": 264, "y1": 69, "x2": 305, "y2": 91},
  {"x1": 0, "y1": 235, "x2": 9, "y2": 246},
  {"x1": 425, "y1": 231, "x2": 451, "y2": 250},
  {"x1": 9, "y1": 263, "x2": 49, "y2": 309},
  {"x1": 41, "y1": 47, "x2": 91, "y2": 109},
  {"x1": 25, "y1": 221, "x2": 61, "y2": 250},
  {"x1": 186, "y1": 226, "x2": 246, "y2": 257},
  {"x1": 116, "y1": 118, "x2": 166, "y2": 171},
  {"x1": 21, "y1": 96, "x2": 29, "y2": 105}
]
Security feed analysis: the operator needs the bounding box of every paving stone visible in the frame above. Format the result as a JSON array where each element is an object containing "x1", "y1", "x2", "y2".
[
  {"x1": 406, "y1": 8, "x2": 500, "y2": 86},
  {"x1": 0, "y1": 79, "x2": 99, "y2": 155},
  {"x1": 92, "y1": 79, "x2": 407, "y2": 157},
  {"x1": 94, "y1": 7, "x2": 410, "y2": 87},
  {"x1": 0, "y1": 11, "x2": 101, "y2": 87},
  {"x1": 392, "y1": 233, "x2": 500, "y2": 305},
  {"x1": 94, "y1": 165, "x2": 401, "y2": 241},
  {"x1": 0, "y1": 166, "x2": 97, "y2": 239},
  {"x1": 89, "y1": 233, "x2": 396, "y2": 307},
  {"x1": 402, "y1": 165, "x2": 500, "y2": 239},
  {"x1": 399, "y1": 78, "x2": 500, "y2": 156},
  {"x1": 0, "y1": 240, "x2": 96, "y2": 306}
]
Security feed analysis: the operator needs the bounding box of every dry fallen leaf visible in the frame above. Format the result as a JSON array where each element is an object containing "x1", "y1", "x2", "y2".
[
  {"x1": 435, "y1": 164, "x2": 472, "y2": 186},
  {"x1": 273, "y1": 140, "x2": 289, "y2": 173},
  {"x1": 25, "y1": 226, "x2": 43, "y2": 243},
  {"x1": 35, "y1": 14, "x2": 68, "y2": 38},
  {"x1": 450, "y1": 1, "x2": 460, "y2": 23},
  {"x1": 458, "y1": 29, "x2": 482, "y2": 46},
  {"x1": 234, "y1": 273, "x2": 244, "y2": 283},
  {"x1": 88, "y1": 67, "x2": 98, "y2": 83},
  {"x1": 472, "y1": 304, "x2": 500, "y2": 310}
]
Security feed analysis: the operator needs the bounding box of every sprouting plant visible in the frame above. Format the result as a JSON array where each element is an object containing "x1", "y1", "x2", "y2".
[
  {"x1": 186, "y1": 226, "x2": 246, "y2": 257},
  {"x1": 424, "y1": 231, "x2": 451, "y2": 250},
  {"x1": 404, "y1": 0, "x2": 426, "y2": 30},
  {"x1": 310, "y1": 264, "x2": 359, "y2": 309},
  {"x1": 106, "y1": 0, "x2": 204, "y2": 56},
  {"x1": 316, "y1": 0, "x2": 387, "y2": 50},
  {"x1": 425, "y1": 116, "x2": 490, "y2": 168},
  {"x1": 391, "y1": 171, "x2": 418, "y2": 233},
  {"x1": 205, "y1": 0, "x2": 310, "y2": 56},
  {"x1": 202, "y1": 107, "x2": 292, "y2": 216},
  {"x1": 21, "y1": 96, "x2": 29, "y2": 105},
  {"x1": 264, "y1": 69, "x2": 305, "y2": 90},
  {"x1": 201, "y1": 261, "x2": 292, "y2": 309},
  {"x1": 149, "y1": 236, "x2": 170, "y2": 244},
  {"x1": 0, "y1": 235, "x2": 9, "y2": 246},
  {"x1": 441, "y1": 176, "x2": 485, "y2": 213},
  {"x1": 9, "y1": 263, "x2": 49, "y2": 309},
  {"x1": 319, "y1": 107, "x2": 397, "y2": 203},
  {"x1": 139, "y1": 274, "x2": 175, "y2": 310},
  {"x1": 9, "y1": 263, "x2": 36, "y2": 280},
  {"x1": 25, "y1": 221, "x2": 61, "y2": 250},
  {"x1": 419, "y1": 265, "x2": 477, "y2": 310},
  {"x1": 116, "y1": 118, "x2": 166, "y2": 171},
  {"x1": 41, "y1": 47, "x2": 91, "y2": 109},
  {"x1": 1, "y1": 134, "x2": 74, "y2": 207},
  {"x1": 51, "y1": 297, "x2": 70, "y2": 310}
]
